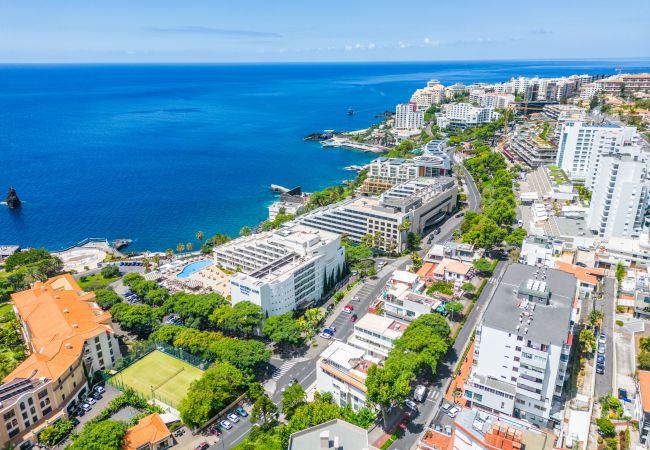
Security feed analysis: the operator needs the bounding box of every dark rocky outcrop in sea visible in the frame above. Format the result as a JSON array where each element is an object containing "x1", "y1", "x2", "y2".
[
  {"x1": 304, "y1": 132, "x2": 335, "y2": 141},
  {"x1": 5, "y1": 187, "x2": 21, "y2": 208}
]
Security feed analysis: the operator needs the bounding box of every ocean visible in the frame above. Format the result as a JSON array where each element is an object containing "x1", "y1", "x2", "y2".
[{"x1": 1, "y1": 60, "x2": 649, "y2": 251}]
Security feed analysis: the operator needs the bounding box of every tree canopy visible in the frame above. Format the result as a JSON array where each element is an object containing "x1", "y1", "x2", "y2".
[
  {"x1": 262, "y1": 313, "x2": 303, "y2": 346},
  {"x1": 66, "y1": 420, "x2": 128, "y2": 450}
]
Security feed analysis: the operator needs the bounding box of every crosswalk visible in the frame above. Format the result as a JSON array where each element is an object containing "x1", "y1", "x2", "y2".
[{"x1": 271, "y1": 361, "x2": 296, "y2": 381}]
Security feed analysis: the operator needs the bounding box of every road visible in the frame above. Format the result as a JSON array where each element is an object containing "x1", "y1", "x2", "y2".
[
  {"x1": 213, "y1": 151, "x2": 482, "y2": 449},
  {"x1": 594, "y1": 277, "x2": 615, "y2": 398}
]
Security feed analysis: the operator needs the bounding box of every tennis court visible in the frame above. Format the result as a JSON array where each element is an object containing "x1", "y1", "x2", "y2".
[{"x1": 111, "y1": 350, "x2": 203, "y2": 407}]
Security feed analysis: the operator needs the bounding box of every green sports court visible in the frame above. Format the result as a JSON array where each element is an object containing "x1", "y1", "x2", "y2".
[{"x1": 111, "y1": 350, "x2": 203, "y2": 408}]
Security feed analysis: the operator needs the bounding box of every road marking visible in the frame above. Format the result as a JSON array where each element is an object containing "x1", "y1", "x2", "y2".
[{"x1": 271, "y1": 361, "x2": 296, "y2": 381}]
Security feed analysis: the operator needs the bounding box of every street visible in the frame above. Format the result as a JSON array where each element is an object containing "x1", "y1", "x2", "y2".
[
  {"x1": 594, "y1": 277, "x2": 616, "y2": 398},
  {"x1": 213, "y1": 150, "x2": 482, "y2": 449}
]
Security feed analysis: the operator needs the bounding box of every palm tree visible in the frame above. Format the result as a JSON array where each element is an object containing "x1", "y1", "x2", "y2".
[
  {"x1": 152, "y1": 254, "x2": 161, "y2": 268},
  {"x1": 176, "y1": 243, "x2": 185, "y2": 254},
  {"x1": 186, "y1": 242, "x2": 193, "y2": 253},
  {"x1": 165, "y1": 248, "x2": 173, "y2": 260},
  {"x1": 196, "y1": 230, "x2": 204, "y2": 242}
]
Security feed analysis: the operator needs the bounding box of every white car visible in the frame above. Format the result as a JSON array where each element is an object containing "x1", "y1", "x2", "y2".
[
  {"x1": 227, "y1": 413, "x2": 240, "y2": 423},
  {"x1": 220, "y1": 420, "x2": 232, "y2": 430},
  {"x1": 441, "y1": 402, "x2": 452, "y2": 413},
  {"x1": 86, "y1": 397, "x2": 96, "y2": 405},
  {"x1": 448, "y1": 406, "x2": 460, "y2": 418},
  {"x1": 81, "y1": 403, "x2": 92, "y2": 412},
  {"x1": 598, "y1": 333, "x2": 606, "y2": 345},
  {"x1": 320, "y1": 332, "x2": 332, "y2": 339},
  {"x1": 404, "y1": 399, "x2": 418, "y2": 411},
  {"x1": 94, "y1": 386, "x2": 105, "y2": 394},
  {"x1": 352, "y1": 296, "x2": 360, "y2": 302}
]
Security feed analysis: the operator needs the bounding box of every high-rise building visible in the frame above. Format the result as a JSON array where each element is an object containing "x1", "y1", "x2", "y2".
[
  {"x1": 586, "y1": 149, "x2": 649, "y2": 239},
  {"x1": 463, "y1": 264, "x2": 576, "y2": 427},
  {"x1": 394, "y1": 102, "x2": 424, "y2": 130},
  {"x1": 436, "y1": 103, "x2": 500, "y2": 129},
  {"x1": 555, "y1": 122, "x2": 637, "y2": 182},
  {"x1": 216, "y1": 224, "x2": 344, "y2": 316}
]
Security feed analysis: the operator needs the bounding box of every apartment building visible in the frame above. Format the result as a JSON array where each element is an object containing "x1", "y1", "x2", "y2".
[
  {"x1": 555, "y1": 121, "x2": 637, "y2": 182},
  {"x1": 288, "y1": 419, "x2": 379, "y2": 450},
  {"x1": 463, "y1": 264, "x2": 576, "y2": 427},
  {"x1": 380, "y1": 270, "x2": 444, "y2": 321},
  {"x1": 216, "y1": 224, "x2": 344, "y2": 316},
  {"x1": 0, "y1": 274, "x2": 121, "y2": 449},
  {"x1": 411, "y1": 82, "x2": 446, "y2": 109},
  {"x1": 426, "y1": 241, "x2": 483, "y2": 263},
  {"x1": 508, "y1": 129, "x2": 557, "y2": 168},
  {"x1": 596, "y1": 73, "x2": 650, "y2": 94},
  {"x1": 436, "y1": 103, "x2": 500, "y2": 129},
  {"x1": 519, "y1": 235, "x2": 562, "y2": 267},
  {"x1": 292, "y1": 177, "x2": 458, "y2": 253},
  {"x1": 395, "y1": 102, "x2": 424, "y2": 130},
  {"x1": 586, "y1": 149, "x2": 649, "y2": 239},
  {"x1": 347, "y1": 313, "x2": 406, "y2": 361},
  {"x1": 362, "y1": 143, "x2": 451, "y2": 193},
  {"x1": 316, "y1": 341, "x2": 371, "y2": 411},
  {"x1": 470, "y1": 90, "x2": 515, "y2": 109}
]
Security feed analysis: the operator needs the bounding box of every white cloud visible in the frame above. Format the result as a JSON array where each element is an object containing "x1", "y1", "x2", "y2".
[
  {"x1": 423, "y1": 37, "x2": 440, "y2": 47},
  {"x1": 368, "y1": 43, "x2": 376, "y2": 49}
]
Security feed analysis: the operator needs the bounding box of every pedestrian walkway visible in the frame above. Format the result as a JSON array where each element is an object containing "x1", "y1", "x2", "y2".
[{"x1": 271, "y1": 361, "x2": 296, "y2": 380}]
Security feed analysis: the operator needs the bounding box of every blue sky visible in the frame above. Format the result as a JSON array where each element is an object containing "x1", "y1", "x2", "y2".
[{"x1": 1, "y1": 0, "x2": 649, "y2": 62}]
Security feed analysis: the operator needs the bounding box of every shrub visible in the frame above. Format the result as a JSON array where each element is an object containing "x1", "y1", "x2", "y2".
[
  {"x1": 38, "y1": 419, "x2": 74, "y2": 446},
  {"x1": 596, "y1": 417, "x2": 616, "y2": 438},
  {"x1": 616, "y1": 319, "x2": 624, "y2": 327}
]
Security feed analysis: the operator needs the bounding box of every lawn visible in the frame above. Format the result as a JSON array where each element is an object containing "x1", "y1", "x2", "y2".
[
  {"x1": 77, "y1": 273, "x2": 120, "y2": 290},
  {"x1": 111, "y1": 350, "x2": 203, "y2": 408}
]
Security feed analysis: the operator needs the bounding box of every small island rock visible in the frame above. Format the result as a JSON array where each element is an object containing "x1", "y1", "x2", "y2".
[{"x1": 5, "y1": 187, "x2": 21, "y2": 208}]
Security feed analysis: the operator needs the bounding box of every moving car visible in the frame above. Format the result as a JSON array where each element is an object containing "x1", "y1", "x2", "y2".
[
  {"x1": 227, "y1": 413, "x2": 240, "y2": 423},
  {"x1": 235, "y1": 406, "x2": 248, "y2": 417},
  {"x1": 220, "y1": 420, "x2": 232, "y2": 430},
  {"x1": 350, "y1": 314, "x2": 358, "y2": 322},
  {"x1": 596, "y1": 364, "x2": 605, "y2": 375},
  {"x1": 404, "y1": 399, "x2": 418, "y2": 412},
  {"x1": 448, "y1": 406, "x2": 460, "y2": 418}
]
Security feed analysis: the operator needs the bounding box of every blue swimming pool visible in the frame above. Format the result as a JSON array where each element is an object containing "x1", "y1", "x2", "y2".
[{"x1": 176, "y1": 260, "x2": 214, "y2": 279}]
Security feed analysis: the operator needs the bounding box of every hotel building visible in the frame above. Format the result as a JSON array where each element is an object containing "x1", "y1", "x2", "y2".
[
  {"x1": 463, "y1": 264, "x2": 576, "y2": 427},
  {"x1": 215, "y1": 225, "x2": 344, "y2": 316},
  {"x1": 436, "y1": 103, "x2": 500, "y2": 129},
  {"x1": 0, "y1": 274, "x2": 121, "y2": 449},
  {"x1": 394, "y1": 102, "x2": 424, "y2": 130},
  {"x1": 292, "y1": 177, "x2": 458, "y2": 253}
]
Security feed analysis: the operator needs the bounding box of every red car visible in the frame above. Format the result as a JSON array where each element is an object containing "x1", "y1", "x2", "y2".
[
  {"x1": 194, "y1": 443, "x2": 209, "y2": 450},
  {"x1": 350, "y1": 313, "x2": 358, "y2": 322},
  {"x1": 344, "y1": 304, "x2": 354, "y2": 313}
]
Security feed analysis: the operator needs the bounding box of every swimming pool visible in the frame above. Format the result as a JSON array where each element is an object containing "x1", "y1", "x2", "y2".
[{"x1": 176, "y1": 259, "x2": 214, "y2": 279}]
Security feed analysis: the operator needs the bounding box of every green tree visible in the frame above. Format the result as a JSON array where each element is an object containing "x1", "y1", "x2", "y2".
[
  {"x1": 473, "y1": 257, "x2": 492, "y2": 274},
  {"x1": 66, "y1": 420, "x2": 128, "y2": 450},
  {"x1": 596, "y1": 417, "x2": 616, "y2": 438},
  {"x1": 143, "y1": 288, "x2": 169, "y2": 306},
  {"x1": 461, "y1": 282, "x2": 476, "y2": 294},
  {"x1": 94, "y1": 289, "x2": 122, "y2": 310},
  {"x1": 365, "y1": 364, "x2": 413, "y2": 426},
  {"x1": 639, "y1": 351, "x2": 650, "y2": 370},
  {"x1": 250, "y1": 394, "x2": 279, "y2": 429},
  {"x1": 505, "y1": 228, "x2": 527, "y2": 247},
  {"x1": 445, "y1": 301, "x2": 464, "y2": 321},
  {"x1": 179, "y1": 362, "x2": 248, "y2": 428},
  {"x1": 240, "y1": 226, "x2": 252, "y2": 237},
  {"x1": 100, "y1": 265, "x2": 120, "y2": 279},
  {"x1": 588, "y1": 309, "x2": 604, "y2": 328},
  {"x1": 262, "y1": 313, "x2": 303, "y2": 347},
  {"x1": 109, "y1": 303, "x2": 163, "y2": 338},
  {"x1": 579, "y1": 329, "x2": 596, "y2": 354},
  {"x1": 410, "y1": 252, "x2": 423, "y2": 271},
  {"x1": 163, "y1": 292, "x2": 227, "y2": 329},
  {"x1": 176, "y1": 243, "x2": 185, "y2": 253},
  {"x1": 165, "y1": 248, "x2": 173, "y2": 259},
  {"x1": 616, "y1": 261, "x2": 626, "y2": 285},
  {"x1": 186, "y1": 242, "x2": 194, "y2": 253},
  {"x1": 281, "y1": 382, "x2": 306, "y2": 419},
  {"x1": 196, "y1": 230, "x2": 204, "y2": 242},
  {"x1": 210, "y1": 301, "x2": 263, "y2": 336}
]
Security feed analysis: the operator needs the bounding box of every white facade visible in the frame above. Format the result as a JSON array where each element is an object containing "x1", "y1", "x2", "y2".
[
  {"x1": 555, "y1": 121, "x2": 637, "y2": 182},
  {"x1": 410, "y1": 83, "x2": 445, "y2": 108},
  {"x1": 519, "y1": 236, "x2": 562, "y2": 267},
  {"x1": 436, "y1": 103, "x2": 500, "y2": 129},
  {"x1": 463, "y1": 264, "x2": 576, "y2": 427},
  {"x1": 587, "y1": 149, "x2": 649, "y2": 239},
  {"x1": 268, "y1": 200, "x2": 304, "y2": 221},
  {"x1": 216, "y1": 225, "x2": 344, "y2": 316},
  {"x1": 347, "y1": 314, "x2": 405, "y2": 361},
  {"x1": 316, "y1": 341, "x2": 369, "y2": 411},
  {"x1": 292, "y1": 177, "x2": 458, "y2": 252},
  {"x1": 471, "y1": 91, "x2": 515, "y2": 109},
  {"x1": 394, "y1": 102, "x2": 424, "y2": 130}
]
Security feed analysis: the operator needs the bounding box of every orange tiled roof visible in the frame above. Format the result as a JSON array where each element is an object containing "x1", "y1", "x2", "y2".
[
  {"x1": 4, "y1": 274, "x2": 114, "y2": 382},
  {"x1": 419, "y1": 428, "x2": 453, "y2": 450},
  {"x1": 123, "y1": 414, "x2": 171, "y2": 450},
  {"x1": 417, "y1": 262, "x2": 436, "y2": 278},
  {"x1": 639, "y1": 371, "x2": 650, "y2": 412},
  {"x1": 554, "y1": 261, "x2": 604, "y2": 286}
]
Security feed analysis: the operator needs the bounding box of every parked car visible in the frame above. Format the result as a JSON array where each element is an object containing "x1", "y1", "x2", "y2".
[
  {"x1": 404, "y1": 399, "x2": 418, "y2": 412},
  {"x1": 220, "y1": 420, "x2": 232, "y2": 430},
  {"x1": 377, "y1": 262, "x2": 386, "y2": 268},
  {"x1": 235, "y1": 406, "x2": 248, "y2": 417},
  {"x1": 414, "y1": 385, "x2": 427, "y2": 402},
  {"x1": 93, "y1": 385, "x2": 105, "y2": 394},
  {"x1": 76, "y1": 408, "x2": 86, "y2": 417},
  {"x1": 434, "y1": 423, "x2": 442, "y2": 433},
  {"x1": 86, "y1": 397, "x2": 96, "y2": 405},
  {"x1": 350, "y1": 314, "x2": 358, "y2": 322},
  {"x1": 323, "y1": 327, "x2": 335, "y2": 335},
  {"x1": 597, "y1": 355, "x2": 605, "y2": 364},
  {"x1": 441, "y1": 402, "x2": 452, "y2": 413},
  {"x1": 320, "y1": 332, "x2": 332, "y2": 339},
  {"x1": 343, "y1": 304, "x2": 353, "y2": 313},
  {"x1": 444, "y1": 425, "x2": 452, "y2": 436},
  {"x1": 352, "y1": 296, "x2": 360, "y2": 302},
  {"x1": 91, "y1": 392, "x2": 102, "y2": 400},
  {"x1": 598, "y1": 344, "x2": 605, "y2": 355},
  {"x1": 448, "y1": 406, "x2": 460, "y2": 418},
  {"x1": 596, "y1": 364, "x2": 605, "y2": 375},
  {"x1": 434, "y1": 228, "x2": 441, "y2": 235},
  {"x1": 81, "y1": 403, "x2": 91, "y2": 412},
  {"x1": 456, "y1": 212, "x2": 464, "y2": 218},
  {"x1": 194, "y1": 443, "x2": 209, "y2": 450},
  {"x1": 227, "y1": 413, "x2": 240, "y2": 423},
  {"x1": 598, "y1": 333, "x2": 606, "y2": 345},
  {"x1": 327, "y1": 304, "x2": 334, "y2": 312}
]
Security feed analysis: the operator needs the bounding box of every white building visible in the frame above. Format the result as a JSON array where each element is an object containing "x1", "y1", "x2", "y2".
[
  {"x1": 215, "y1": 225, "x2": 344, "y2": 316},
  {"x1": 394, "y1": 102, "x2": 424, "y2": 130},
  {"x1": 587, "y1": 149, "x2": 649, "y2": 239},
  {"x1": 292, "y1": 177, "x2": 458, "y2": 253},
  {"x1": 463, "y1": 264, "x2": 576, "y2": 427},
  {"x1": 519, "y1": 235, "x2": 563, "y2": 267},
  {"x1": 347, "y1": 314, "x2": 406, "y2": 361},
  {"x1": 471, "y1": 91, "x2": 515, "y2": 109},
  {"x1": 316, "y1": 341, "x2": 370, "y2": 411},
  {"x1": 436, "y1": 103, "x2": 500, "y2": 129},
  {"x1": 555, "y1": 121, "x2": 637, "y2": 182},
  {"x1": 410, "y1": 82, "x2": 446, "y2": 109}
]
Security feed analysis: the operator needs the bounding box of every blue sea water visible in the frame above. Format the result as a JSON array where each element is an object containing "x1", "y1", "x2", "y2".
[{"x1": 1, "y1": 60, "x2": 649, "y2": 251}]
